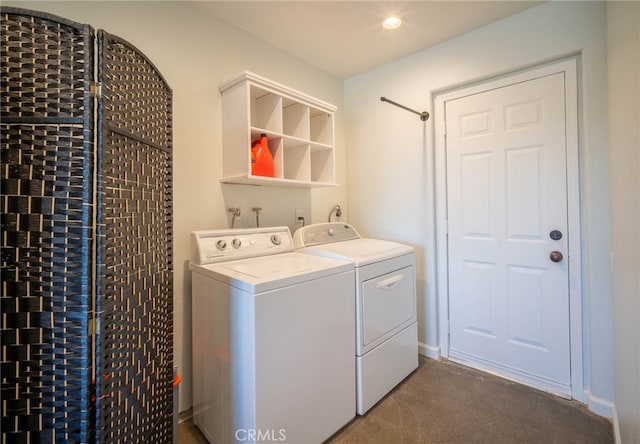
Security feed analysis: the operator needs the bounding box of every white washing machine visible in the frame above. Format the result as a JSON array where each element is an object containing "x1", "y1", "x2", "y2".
[
  {"x1": 190, "y1": 226, "x2": 355, "y2": 444},
  {"x1": 294, "y1": 222, "x2": 418, "y2": 414}
]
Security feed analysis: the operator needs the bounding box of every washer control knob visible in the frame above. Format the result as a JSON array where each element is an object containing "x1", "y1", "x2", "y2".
[
  {"x1": 232, "y1": 238, "x2": 242, "y2": 249},
  {"x1": 328, "y1": 228, "x2": 335, "y2": 236},
  {"x1": 216, "y1": 239, "x2": 227, "y2": 250},
  {"x1": 271, "y1": 234, "x2": 282, "y2": 245}
]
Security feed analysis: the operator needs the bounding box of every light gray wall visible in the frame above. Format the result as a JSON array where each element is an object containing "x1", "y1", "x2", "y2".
[
  {"x1": 344, "y1": 0, "x2": 615, "y2": 415},
  {"x1": 606, "y1": 1, "x2": 640, "y2": 442},
  {"x1": 4, "y1": 0, "x2": 347, "y2": 412}
]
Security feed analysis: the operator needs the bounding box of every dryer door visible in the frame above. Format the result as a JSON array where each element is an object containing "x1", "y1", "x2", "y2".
[{"x1": 360, "y1": 265, "x2": 416, "y2": 353}]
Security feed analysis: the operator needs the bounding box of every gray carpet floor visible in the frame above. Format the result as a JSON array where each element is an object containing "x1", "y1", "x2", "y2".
[{"x1": 179, "y1": 356, "x2": 613, "y2": 444}]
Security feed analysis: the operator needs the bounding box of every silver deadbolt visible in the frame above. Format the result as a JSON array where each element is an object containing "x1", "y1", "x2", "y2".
[{"x1": 549, "y1": 251, "x2": 563, "y2": 263}]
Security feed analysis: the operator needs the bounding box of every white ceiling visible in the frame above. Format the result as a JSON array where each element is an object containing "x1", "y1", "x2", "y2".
[{"x1": 189, "y1": 1, "x2": 545, "y2": 79}]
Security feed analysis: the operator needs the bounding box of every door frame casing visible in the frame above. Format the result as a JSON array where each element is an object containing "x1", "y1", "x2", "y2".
[{"x1": 433, "y1": 58, "x2": 583, "y2": 401}]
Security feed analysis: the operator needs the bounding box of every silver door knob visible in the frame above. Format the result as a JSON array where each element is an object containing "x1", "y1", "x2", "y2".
[{"x1": 550, "y1": 251, "x2": 563, "y2": 263}]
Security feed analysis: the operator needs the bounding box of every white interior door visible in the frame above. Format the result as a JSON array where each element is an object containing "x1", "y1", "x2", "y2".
[{"x1": 445, "y1": 72, "x2": 571, "y2": 395}]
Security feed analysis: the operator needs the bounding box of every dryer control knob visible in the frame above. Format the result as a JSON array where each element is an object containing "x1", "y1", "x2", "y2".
[
  {"x1": 328, "y1": 228, "x2": 335, "y2": 236},
  {"x1": 216, "y1": 240, "x2": 227, "y2": 250},
  {"x1": 232, "y1": 238, "x2": 242, "y2": 249},
  {"x1": 271, "y1": 234, "x2": 281, "y2": 245}
]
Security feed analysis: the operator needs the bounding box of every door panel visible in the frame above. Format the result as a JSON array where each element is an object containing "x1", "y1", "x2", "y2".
[
  {"x1": 461, "y1": 260, "x2": 495, "y2": 336},
  {"x1": 506, "y1": 146, "x2": 543, "y2": 238},
  {"x1": 446, "y1": 73, "x2": 571, "y2": 394},
  {"x1": 95, "y1": 30, "x2": 173, "y2": 443},
  {"x1": 1, "y1": 8, "x2": 94, "y2": 442}
]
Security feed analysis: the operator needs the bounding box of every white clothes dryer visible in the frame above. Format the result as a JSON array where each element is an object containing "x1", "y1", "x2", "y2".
[
  {"x1": 190, "y1": 226, "x2": 355, "y2": 444},
  {"x1": 294, "y1": 223, "x2": 418, "y2": 414}
]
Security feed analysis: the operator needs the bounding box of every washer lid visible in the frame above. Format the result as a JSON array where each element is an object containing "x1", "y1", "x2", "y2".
[
  {"x1": 189, "y1": 252, "x2": 352, "y2": 293},
  {"x1": 301, "y1": 238, "x2": 414, "y2": 266}
]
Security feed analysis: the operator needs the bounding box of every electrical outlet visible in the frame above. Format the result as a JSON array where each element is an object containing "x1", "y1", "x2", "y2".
[{"x1": 295, "y1": 208, "x2": 304, "y2": 225}]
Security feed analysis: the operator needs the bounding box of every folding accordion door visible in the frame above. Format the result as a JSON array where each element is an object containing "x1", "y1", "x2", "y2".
[{"x1": 1, "y1": 7, "x2": 174, "y2": 442}]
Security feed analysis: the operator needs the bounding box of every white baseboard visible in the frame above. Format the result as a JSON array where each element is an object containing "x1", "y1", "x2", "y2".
[
  {"x1": 611, "y1": 404, "x2": 621, "y2": 444},
  {"x1": 178, "y1": 408, "x2": 193, "y2": 424},
  {"x1": 418, "y1": 342, "x2": 440, "y2": 359},
  {"x1": 585, "y1": 389, "x2": 615, "y2": 419}
]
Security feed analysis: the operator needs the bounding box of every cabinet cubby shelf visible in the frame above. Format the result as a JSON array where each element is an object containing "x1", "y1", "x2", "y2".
[
  {"x1": 220, "y1": 71, "x2": 337, "y2": 187},
  {"x1": 220, "y1": 175, "x2": 335, "y2": 188}
]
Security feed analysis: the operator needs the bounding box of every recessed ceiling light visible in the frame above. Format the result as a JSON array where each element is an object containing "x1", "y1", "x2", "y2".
[{"x1": 383, "y1": 16, "x2": 402, "y2": 30}]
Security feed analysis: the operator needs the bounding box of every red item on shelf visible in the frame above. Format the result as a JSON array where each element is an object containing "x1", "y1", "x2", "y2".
[{"x1": 251, "y1": 133, "x2": 275, "y2": 177}]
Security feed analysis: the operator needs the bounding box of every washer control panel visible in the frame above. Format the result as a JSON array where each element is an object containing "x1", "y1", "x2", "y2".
[
  {"x1": 191, "y1": 226, "x2": 292, "y2": 264},
  {"x1": 293, "y1": 222, "x2": 361, "y2": 248}
]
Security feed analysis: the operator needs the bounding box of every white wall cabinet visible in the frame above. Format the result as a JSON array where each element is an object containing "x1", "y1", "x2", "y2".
[{"x1": 219, "y1": 71, "x2": 336, "y2": 187}]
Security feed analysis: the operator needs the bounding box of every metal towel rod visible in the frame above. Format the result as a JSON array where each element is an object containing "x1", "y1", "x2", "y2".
[{"x1": 380, "y1": 96, "x2": 430, "y2": 121}]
